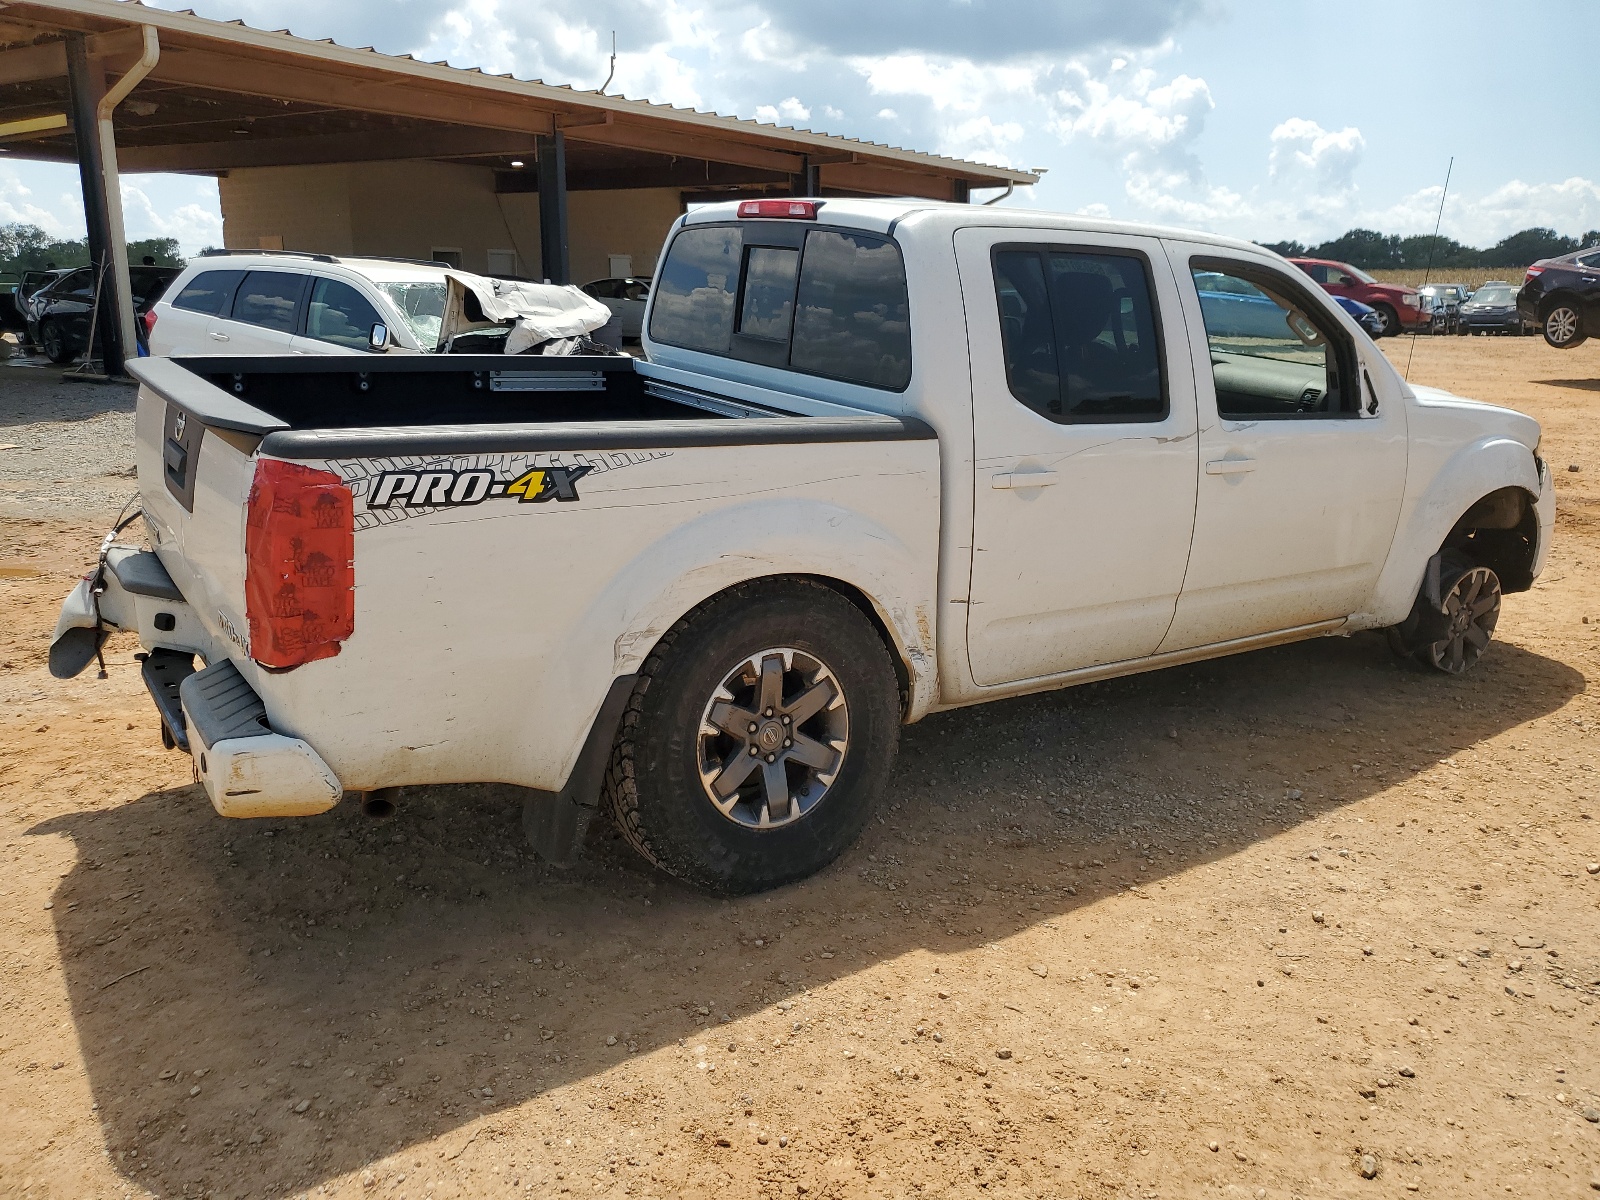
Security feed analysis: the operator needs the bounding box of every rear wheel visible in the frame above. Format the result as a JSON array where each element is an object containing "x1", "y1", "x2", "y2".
[
  {"x1": 602, "y1": 579, "x2": 901, "y2": 894},
  {"x1": 39, "y1": 318, "x2": 72, "y2": 364},
  {"x1": 1542, "y1": 302, "x2": 1586, "y2": 349},
  {"x1": 1372, "y1": 303, "x2": 1401, "y2": 338}
]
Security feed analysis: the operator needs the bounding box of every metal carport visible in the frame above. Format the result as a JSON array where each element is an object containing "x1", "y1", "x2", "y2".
[{"x1": 0, "y1": 0, "x2": 1035, "y2": 375}]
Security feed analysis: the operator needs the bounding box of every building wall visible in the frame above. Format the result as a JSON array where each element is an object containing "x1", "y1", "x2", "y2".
[{"x1": 219, "y1": 161, "x2": 682, "y2": 282}]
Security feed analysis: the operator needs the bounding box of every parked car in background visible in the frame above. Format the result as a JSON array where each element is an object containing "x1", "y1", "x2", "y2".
[
  {"x1": 1518, "y1": 246, "x2": 1600, "y2": 349},
  {"x1": 0, "y1": 271, "x2": 23, "y2": 332},
  {"x1": 16, "y1": 267, "x2": 75, "y2": 342},
  {"x1": 580, "y1": 276, "x2": 651, "y2": 338},
  {"x1": 1419, "y1": 283, "x2": 1469, "y2": 335},
  {"x1": 1458, "y1": 282, "x2": 1532, "y2": 336},
  {"x1": 1288, "y1": 257, "x2": 1424, "y2": 336},
  {"x1": 149, "y1": 251, "x2": 609, "y2": 358},
  {"x1": 1333, "y1": 295, "x2": 1385, "y2": 337},
  {"x1": 31, "y1": 264, "x2": 180, "y2": 363}
]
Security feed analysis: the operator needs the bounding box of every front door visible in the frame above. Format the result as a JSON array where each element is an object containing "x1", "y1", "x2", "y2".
[
  {"x1": 1159, "y1": 247, "x2": 1407, "y2": 651},
  {"x1": 956, "y1": 228, "x2": 1199, "y2": 686}
]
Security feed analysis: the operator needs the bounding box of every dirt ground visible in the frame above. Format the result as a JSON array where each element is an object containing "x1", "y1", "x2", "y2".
[{"x1": 2, "y1": 336, "x2": 1599, "y2": 1200}]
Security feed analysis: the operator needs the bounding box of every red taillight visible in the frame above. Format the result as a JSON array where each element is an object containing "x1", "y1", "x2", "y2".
[
  {"x1": 737, "y1": 199, "x2": 818, "y2": 219},
  {"x1": 1524, "y1": 266, "x2": 1544, "y2": 280},
  {"x1": 244, "y1": 459, "x2": 354, "y2": 669},
  {"x1": 140, "y1": 308, "x2": 157, "y2": 336}
]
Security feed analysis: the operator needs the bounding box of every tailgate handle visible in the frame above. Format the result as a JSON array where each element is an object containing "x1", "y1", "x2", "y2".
[
  {"x1": 992, "y1": 470, "x2": 1060, "y2": 489},
  {"x1": 1205, "y1": 457, "x2": 1256, "y2": 475},
  {"x1": 164, "y1": 438, "x2": 188, "y2": 479}
]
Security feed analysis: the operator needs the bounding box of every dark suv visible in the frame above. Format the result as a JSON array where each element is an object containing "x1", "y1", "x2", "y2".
[
  {"x1": 1517, "y1": 246, "x2": 1600, "y2": 349},
  {"x1": 28, "y1": 265, "x2": 179, "y2": 363}
]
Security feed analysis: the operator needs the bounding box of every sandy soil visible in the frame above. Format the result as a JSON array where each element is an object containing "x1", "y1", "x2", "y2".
[{"x1": 2, "y1": 337, "x2": 1599, "y2": 1200}]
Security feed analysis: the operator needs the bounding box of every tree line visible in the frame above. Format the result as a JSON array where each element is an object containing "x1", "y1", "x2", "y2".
[
  {"x1": 0, "y1": 221, "x2": 186, "y2": 276},
  {"x1": 1257, "y1": 226, "x2": 1600, "y2": 270}
]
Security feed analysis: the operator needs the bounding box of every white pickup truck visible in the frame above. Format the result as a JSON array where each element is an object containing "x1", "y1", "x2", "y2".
[{"x1": 52, "y1": 198, "x2": 1553, "y2": 893}]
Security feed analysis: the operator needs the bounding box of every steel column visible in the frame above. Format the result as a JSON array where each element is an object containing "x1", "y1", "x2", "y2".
[
  {"x1": 536, "y1": 130, "x2": 570, "y2": 285},
  {"x1": 64, "y1": 35, "x2": 125, "y2": 375}
]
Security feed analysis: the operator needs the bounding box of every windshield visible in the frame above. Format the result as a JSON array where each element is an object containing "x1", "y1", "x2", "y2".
[
  {"x1": 1471, "y1": 285, "x2": 1514, "y2": 304},
  {"x1": 376, "y1": 280, "x2": 449, "y2": 348}
]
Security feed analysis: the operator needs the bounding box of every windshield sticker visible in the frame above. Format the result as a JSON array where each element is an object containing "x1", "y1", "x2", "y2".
[{"x1": 329, "y1": 450, "x2": 671, "y2": 530}]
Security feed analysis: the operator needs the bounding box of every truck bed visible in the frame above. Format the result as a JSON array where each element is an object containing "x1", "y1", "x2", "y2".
[{"x1": 123, "y1": 353, "x2": 941, "y2": 802}]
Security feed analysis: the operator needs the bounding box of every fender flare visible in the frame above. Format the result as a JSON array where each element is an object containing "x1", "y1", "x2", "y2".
[{"x1": 1364, "y1": 435, "x2": 1541, "y2": 626}]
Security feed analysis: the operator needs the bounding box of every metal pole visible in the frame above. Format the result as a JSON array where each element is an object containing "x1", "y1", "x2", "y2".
[
  {"x1": 536, "y1": 130, "x2": 570, "y2": 285},
  {"x1": 65, "y1": 35, "x2": 124, "y2": 375}
]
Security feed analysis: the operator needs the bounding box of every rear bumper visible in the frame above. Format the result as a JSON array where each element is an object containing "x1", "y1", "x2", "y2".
[{"x1": 181, "y1": 658, "x2": 342, "y2": 818}]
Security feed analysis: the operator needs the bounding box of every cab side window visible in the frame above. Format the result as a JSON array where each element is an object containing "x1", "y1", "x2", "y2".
[
  {"x1": 305, "y1": 278, "x2": 382, "y2": 349},
  {"x1": 991, "y1": 247, "x2": 1165, "y2": 423},
  {"x1": 230, "y1": 271, "x2": 307, "y2": 333},
  {"x1": 1190, "y1": 259, "x2": 1356, "y2": 419}
]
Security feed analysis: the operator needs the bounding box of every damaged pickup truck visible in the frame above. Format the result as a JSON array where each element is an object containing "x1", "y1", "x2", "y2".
[{"x1": 53, "y1": 199, "x2": 1554, "y2": 893}]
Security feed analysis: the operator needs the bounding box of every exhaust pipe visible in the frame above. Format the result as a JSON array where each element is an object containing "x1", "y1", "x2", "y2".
[{"x1": 360, "y1": 788, "x2": 399, "y2": 820}]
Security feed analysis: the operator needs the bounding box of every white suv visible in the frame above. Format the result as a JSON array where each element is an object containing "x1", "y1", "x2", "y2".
[{"x1": 147, "y1": 252, "x2": 453, "y2": 357}]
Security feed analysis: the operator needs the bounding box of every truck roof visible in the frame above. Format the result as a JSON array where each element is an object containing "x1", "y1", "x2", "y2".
[{"x1": 681, "y1": 197, "x2": 1273, "y2": 258}]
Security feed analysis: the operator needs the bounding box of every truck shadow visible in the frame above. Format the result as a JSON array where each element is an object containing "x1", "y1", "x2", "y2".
[{"x1": 30, "y1": 630, "x2": 1584, "y2": 1198}]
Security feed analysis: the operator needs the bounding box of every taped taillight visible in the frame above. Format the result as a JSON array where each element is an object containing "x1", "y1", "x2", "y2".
[
  {"x1": 245, "y1": 459, "x2": 354, "y2": 668},
  {"x1": 737, "y1": 199, "x2": 818, "y2": 219}
]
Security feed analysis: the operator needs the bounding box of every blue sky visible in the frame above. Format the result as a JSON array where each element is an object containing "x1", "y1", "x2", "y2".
[{"x1": 2, "y1": 0, "x2": 1596, "y2": 254}]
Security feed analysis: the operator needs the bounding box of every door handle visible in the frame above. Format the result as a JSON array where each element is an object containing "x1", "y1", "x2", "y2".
[
  {"x1": 992, "y1": 470, "x2": 1060, "y2": 489},
  {"x1": 208, "y1": 331, "x2": 230, "y2": 342},
  {"x1": 1205, "y1": 457, "x2": 1256, "y2": 475}
]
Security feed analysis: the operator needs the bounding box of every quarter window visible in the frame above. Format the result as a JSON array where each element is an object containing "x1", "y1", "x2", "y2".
[
  {"x1": 1190, "y1": 260, "x2": 1354, "y2": 419},
  {"x1": 230, "y1": 271, "x2": 306, "y2": 333},
  {"x1": 171, "y1": 270, "x2": 245, "y2": 317},
  {"x1": 991, "y1": 247, "x2": 1165, "y2": 422}
]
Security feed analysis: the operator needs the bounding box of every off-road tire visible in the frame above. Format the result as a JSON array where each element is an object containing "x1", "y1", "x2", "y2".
[
  {"x1": 1542, "y1": 301, "x2": 1587, "y2": 349},
  {"x1": 40, "y1": 319, "x2": 72, "y2": 364},
  {"x1": 1372, "y1": 303, "x2": 1401, "y2": 338},
  {"x1": 601, "y1": 578, "x2": 901, "y2": 894}
]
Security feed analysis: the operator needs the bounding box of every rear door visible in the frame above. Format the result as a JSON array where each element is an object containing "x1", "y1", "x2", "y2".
[
  {"x1": 210, "y1": 269, "x2": 309, "y2": 353},
  {"x1": 956, "y1": 227, "x2": 1199, "y2": 685},
  {"x1": 1159, "y1": 245, "x2": 1406, "y2": 650},
  {"x1": 154, "y1": 268, "x2": 246, "y2": 356}
]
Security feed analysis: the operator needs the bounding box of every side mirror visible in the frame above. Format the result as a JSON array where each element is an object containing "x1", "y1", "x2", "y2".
[{"x1": 368, "y1": 322, "x2": 390, "y2": 351}]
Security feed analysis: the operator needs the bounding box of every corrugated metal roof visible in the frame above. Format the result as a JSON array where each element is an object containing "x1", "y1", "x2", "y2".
[{"x1": 14, "y1": 0, "x2": 1036, "y2": 185}]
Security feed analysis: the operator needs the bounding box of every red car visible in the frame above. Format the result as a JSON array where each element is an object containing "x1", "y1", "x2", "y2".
[{"x1": 1287, "y1": 257, "x2": 1424, "y2": 337}]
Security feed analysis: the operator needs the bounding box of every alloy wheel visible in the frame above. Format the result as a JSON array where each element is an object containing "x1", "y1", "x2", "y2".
[
  {"x1": 1418, "y1": 565, "x2": 1501, "y2": 675},
  {"x1": 1545, "y1": 306, "x2": 1580, "y2": 346},
  {"x1": 696, "y1": 647, "x2": 848, "y2": 830}
]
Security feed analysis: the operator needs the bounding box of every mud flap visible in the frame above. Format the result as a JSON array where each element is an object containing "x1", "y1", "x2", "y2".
[{"x1": 522, "y1": 673, "x2": 637, "y2": 866}]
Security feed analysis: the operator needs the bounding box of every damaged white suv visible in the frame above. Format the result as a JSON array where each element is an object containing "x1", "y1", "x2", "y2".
[{"x1": 146, "y1": 251, "x2": 610, "y2": 357}]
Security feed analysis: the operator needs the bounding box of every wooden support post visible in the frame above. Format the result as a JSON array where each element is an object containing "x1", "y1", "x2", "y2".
[
  {"x1": 536, "y1": 130, "x2": 569, "y2": 285},
  {"x1": 64, "y1": 35, "x2": 125, "y2": 376}
]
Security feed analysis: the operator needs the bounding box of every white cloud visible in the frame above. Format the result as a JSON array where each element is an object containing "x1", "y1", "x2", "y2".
[
  {"x1": 1268, "y1": 118, "x2": 1364, "y2": 191},
  {"x1": 120, "y1": 182, "x2": 226, "y2": 250},
  {"x1": 754, "y1": 97, "x2": 812, "y2": 125},
  {"x1": 0, "y1": 165, "x2": 80, "y2": 236}
]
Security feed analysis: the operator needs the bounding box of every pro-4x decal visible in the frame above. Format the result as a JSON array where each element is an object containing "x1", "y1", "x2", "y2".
[{"x1": 368, "y1": 465, "x2": 592, "y2": 510}]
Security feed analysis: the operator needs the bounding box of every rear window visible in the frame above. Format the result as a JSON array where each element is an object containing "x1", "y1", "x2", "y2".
[
  {"x1": 649, "y1": 226, "x2": 742, "y2": 353},
  {"x1": 171, "y1": 270, "x2": 246, "y2": 317},
  {"x1": 650, "y1": 222, "x2": 912, "y2": 390},
  {"x1": 231, "y1": 271, "x2": 307, "y2": 333},
  {"x1": 789, "y1": 231, "x2": 911, "y2": 389}
]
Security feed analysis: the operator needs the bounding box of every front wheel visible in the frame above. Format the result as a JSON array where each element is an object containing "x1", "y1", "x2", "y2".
[
  {"x1": 1372, "y1": 303, "x2": 1401, "y2": 338},
  {"x1": 602, "y1": 579, "x2": 901, "y2": 894},
  {"x1": 1542, "y1": 303, "x2": 1587, "y2": 349}
]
